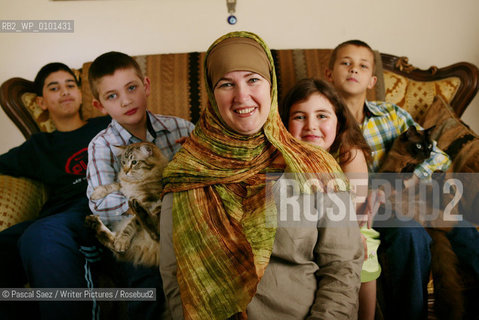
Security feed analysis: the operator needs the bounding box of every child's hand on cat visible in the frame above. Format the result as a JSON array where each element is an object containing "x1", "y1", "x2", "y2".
[
  {"x1": 360, "y1": 233, "x2": 368, "y2": 260},
  {"x1": 403, "y1": 174, "x2": 419, "y2": 189},
  {"x1": 176, "y1": 137, "x2": 188, "y2": 145},
  {"x1": 359, "y1": 189, "x2": 386, "y2": 228}
]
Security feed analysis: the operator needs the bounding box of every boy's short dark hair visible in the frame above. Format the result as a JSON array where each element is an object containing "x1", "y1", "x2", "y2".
[
  {"x1": 328, "y1": 40, "x2": 376, "y2": 73},
  {"x1": 88, "y1": 51, "x2": 144, "y2": 99},
  {"x1": 34, "y1": 62, "x2": 79, "y2": 96}
]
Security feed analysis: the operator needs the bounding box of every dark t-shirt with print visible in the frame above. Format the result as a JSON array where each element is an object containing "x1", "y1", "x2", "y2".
[{"x1": 0, "y1": 116, "x2": 111, "y2": 216}]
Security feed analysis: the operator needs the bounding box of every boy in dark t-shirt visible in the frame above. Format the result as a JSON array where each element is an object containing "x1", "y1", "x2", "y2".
[
  {"x1": 0, "y1": 63, "x2": 110, "y2": 319},
  {"x1": 0, "y1": 116, "x2": 110, "y2": 216}
]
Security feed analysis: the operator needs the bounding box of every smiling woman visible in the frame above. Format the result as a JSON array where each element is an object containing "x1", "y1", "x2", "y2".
[
  {"x1": 214, "y1": 71, "x2": 271, "y2": 135},
  {"x1": 208, "y1": 36, "x2": 272, "y2": 135},
  {"x1": 159, "y1": 31, "x2": 364, "y2": 320}
]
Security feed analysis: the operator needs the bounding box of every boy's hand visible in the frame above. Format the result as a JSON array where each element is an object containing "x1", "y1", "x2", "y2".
[
  {"x1": 358, "y1": 189, "x2": 386, "y2": 229},
  {"x1": 403, "y1": 174, "x2": 420, "y2": 189},
  {"x1": 175, "y1": 137, "x2": 188, "y2": 145},
  {"x1": 360, "y1": 233, "x2": 368, "y2": 260}
]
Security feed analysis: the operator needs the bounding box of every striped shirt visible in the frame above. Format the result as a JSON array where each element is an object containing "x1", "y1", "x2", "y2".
[
  {"x1": 86, "y1": 111, "x2": 194, "y2": 225},
  {"x1": 361, "y1": 100, "x2": 451, "y2": 178}
]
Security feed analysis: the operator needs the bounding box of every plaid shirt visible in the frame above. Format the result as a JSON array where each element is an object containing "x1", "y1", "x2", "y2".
[
  {"x1": 361, "y1": 100, "x2": 450, "y2": 178},
  {"x1": 86, "y1": 111, "x2": 194, "y2": 225}
]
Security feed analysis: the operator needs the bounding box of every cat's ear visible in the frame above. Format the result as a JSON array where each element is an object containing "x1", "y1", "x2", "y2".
[
  {"x1": 402, "y1": 126, "x2": 418, "y2": 140},
  {"x1": 140, "y1": 144, "x2": 154, "y2": 157},
  {"x1": 112, "y1": 145, "x2": 127, "y2": 155},
  {"x1": 408, "y1": 126, "x2": 419, "y2": 134},
  {"x1": 424, "y1": 125, "x2": 436, "y2": 136}
]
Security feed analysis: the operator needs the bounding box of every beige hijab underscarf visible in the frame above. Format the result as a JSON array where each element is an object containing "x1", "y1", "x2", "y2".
[
  {"x1": 207, "y1": 37, "x2": 271, "y2": 87},
  {"x1": 162, "y1": 31, "x2": 347, "y2": 320}
]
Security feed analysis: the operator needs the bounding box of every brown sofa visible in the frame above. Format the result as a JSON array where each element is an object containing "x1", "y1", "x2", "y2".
[{"x1": 1, "y1": 48, "x2": 478, "y2": 319}]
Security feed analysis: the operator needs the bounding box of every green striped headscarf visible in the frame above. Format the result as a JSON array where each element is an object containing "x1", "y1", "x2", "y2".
[{"x1": 162, "y1": 31, "x2": 346, "y2": 320}]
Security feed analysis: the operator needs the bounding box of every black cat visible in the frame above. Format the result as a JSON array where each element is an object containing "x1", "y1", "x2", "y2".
[
  {"x1": 379, "y1": 125, "x2": 434, "y2": 174},
  {"x1": 378, "y1": 125, "x2": 464, "y2": 319}
]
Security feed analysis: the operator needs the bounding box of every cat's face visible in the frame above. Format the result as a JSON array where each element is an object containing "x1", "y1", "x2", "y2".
[
  {"x1": 402, "y1": 126, "x2": 434, "y2": 162},
  {"x1": 117, "y1": 142, "x2": 156, "y2": 177}
]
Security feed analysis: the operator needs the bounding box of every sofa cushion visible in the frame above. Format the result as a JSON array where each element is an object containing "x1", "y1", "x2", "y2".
[
  {"x1": 384, "y1": 71, "x2": 461, "y2": 122},
  {"x1": 21, "y1": 92, "x2": 56, "y2": 132},
  {"x1": 0, "y1": 175, "x2": 48, "y2": 231},
  {"x1": 419, "y1": 95, "x2": 479, "y2": 173},
  {"x1": 419, "y1": 96, "x2": 479, "y2": 226}
]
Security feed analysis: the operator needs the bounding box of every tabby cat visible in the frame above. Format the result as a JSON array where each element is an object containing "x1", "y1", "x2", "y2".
[
  {"x1": 379, "y1": 125, "x2": 464, "y2": 319},
  {"x1": 85, "y1": 141, "x2": 168, "y2": 267}
]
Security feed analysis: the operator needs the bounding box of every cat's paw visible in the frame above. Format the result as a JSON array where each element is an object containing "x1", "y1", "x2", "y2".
[
  {"x1": 85, "y1": 215, "x2": 102, "y2": 231},
  {"x1": 147, "y1": 230, "x2": 159, "y2": 242},
  {"x1": 113, "y1": 236, "x2": 132, "y2": 254},
  {"x1": 90, "y1": 187, "x2": 108, "y2": 200}
]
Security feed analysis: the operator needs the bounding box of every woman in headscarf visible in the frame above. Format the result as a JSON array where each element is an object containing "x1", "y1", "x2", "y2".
[{"x1": 160, "y1": 31, "x2": 363, "y2": 320}]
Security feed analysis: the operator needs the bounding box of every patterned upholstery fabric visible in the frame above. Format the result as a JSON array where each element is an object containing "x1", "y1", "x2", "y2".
[
  {"x1": 384, "y1": 70, "x2": 461, "y2": 121},
  {"x1": 21, "y1": 92, "x2": 56, "y2": 132},
  {"x1": 419, "y1": 95, "x2": 479, "y2": 173},
  {"x1": 0, "y1": 174, "x2": 47, "y2": 231},
  {"x1": 419, "y1": 95, "x2": 479, "y2": 227}
]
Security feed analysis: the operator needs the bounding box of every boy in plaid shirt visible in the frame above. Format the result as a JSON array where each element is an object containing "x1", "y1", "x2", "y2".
[
  {"x1": 326, "y1": 40, "x2": 457, "y2": 320},
  {"x1": 86, "y1": 51, "x2": 194, "y2": 319}
]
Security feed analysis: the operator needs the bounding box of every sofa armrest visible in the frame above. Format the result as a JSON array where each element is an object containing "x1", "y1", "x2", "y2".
[
  {"x1": 0, "y1": 77, "x2": 40, "y2": 139},
  {"x1": 381, "y1": 54, "x2": 479, "y2": 119},
  {"x1": 0, "y1": 174, "x2": 48, "y2": 231}
]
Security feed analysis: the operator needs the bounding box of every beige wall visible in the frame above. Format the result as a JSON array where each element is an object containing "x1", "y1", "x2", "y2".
[{"x1": 1, "y1": 0, "x2": 478, "y2": 154}]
